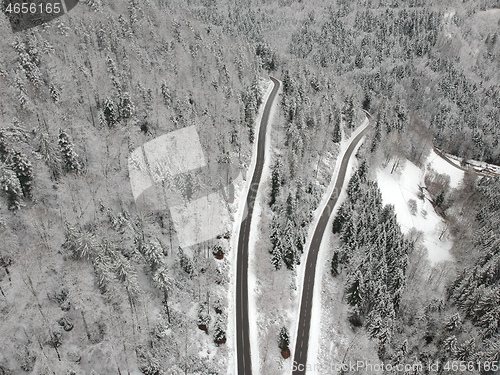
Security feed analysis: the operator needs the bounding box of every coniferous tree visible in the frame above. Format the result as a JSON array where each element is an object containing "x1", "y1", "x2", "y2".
[
  {"x1": 36, "y1": 129, "x2": 61, "y2": 179},
  {"x1": 0, "y1": 163, "x2": 22, "y2": 210},
  {"x1": 346, "y1": 271, "x2": 363, "y2": 307},
  {"x1": 118, "y1": 91, "x2": 135, "y2": 120},
  {"x1": 0, "y1": 131, "x2": 8, "y2": 160},
  {"x1": 343, "y1": 95, "x2": 356, "y2": 129},
  {"x1": 178, "y1": 248, "x2": 193, "y2": 276},
  {"x1": 370, "y1": 116, "x2": 382, "y2": 152},
  {"x1": 278, "y1": 326, "x2": 290, "y2": 351},
  {"x1": 8, "y1": 151, "x2": 33, "y2": 198},
  {"x1": 58, "y1": 130, "x2": 81, "y2": 174},
  {"x1": 331, "y1": 251, "x2": 340, "y2": 277},
  {"x1": 282, "y1": 219, "x2": 298, "y2": 270},
  {"x1": 270, "y1": 159, "x2": 281, "y2": 206},
  {"x1": 213, "y1": 315, "x2": 227, "y2": 346},
  {"x1": 332, "y1": 119, "x2": 341, "y2": 143},
  {"x1": 103, "y1": 97, "x2": 118, "y2": 128}
]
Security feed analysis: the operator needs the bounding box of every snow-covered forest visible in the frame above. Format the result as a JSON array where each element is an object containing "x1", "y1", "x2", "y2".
[{"x1": 0, "y1": 0, "x2": 499, "y2": 374}]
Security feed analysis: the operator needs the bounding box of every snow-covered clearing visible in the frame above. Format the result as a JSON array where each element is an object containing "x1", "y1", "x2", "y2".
[
  {"x1": 227, "y1": 79, "x2": 273, "y2": 375},
  {"x1": 376, "y1": 152, "x2": 458, "y2": 264}
]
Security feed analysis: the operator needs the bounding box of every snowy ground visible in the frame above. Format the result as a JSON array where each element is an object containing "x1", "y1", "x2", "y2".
[
  {"x1": 376, "y1": 150, "x2": 461, "y2": 264},
  {"x1": 426, "y1": 149, "x2": 464, "y2": 188}
]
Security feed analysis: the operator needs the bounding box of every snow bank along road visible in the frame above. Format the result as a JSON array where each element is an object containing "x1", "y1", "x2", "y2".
[
  {"x1": 236, "y1": 77, "x2": 281, "y2": 375},
  {"x1": 292, "y1": 121, "x2": 370, "y2": 375}
]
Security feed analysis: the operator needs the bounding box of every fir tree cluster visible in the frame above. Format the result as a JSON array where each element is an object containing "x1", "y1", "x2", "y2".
[
  {"x1": 446, "y1": 177, "x2": 500, "y2": 359},
  {"x1": 0, "y1": 129, "x2": 33, "y2": 210},
  {"x1": 62, "y1": 208, "x2": 140, "y2": 303},
  {"x1": 332, "y1": 170, "x2": 500, "y2": 367},
  {"x1": 332, "y1": 164, "x2": 411, "y2": 344}
]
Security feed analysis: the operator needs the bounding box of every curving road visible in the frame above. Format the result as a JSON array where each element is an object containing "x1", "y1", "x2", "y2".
[
  {"x1": 292, "y1": 121, "x2": 370, "y2": 375},
  {"x1": 236, "y1": 77, "x2": 281, "y2": 375}
]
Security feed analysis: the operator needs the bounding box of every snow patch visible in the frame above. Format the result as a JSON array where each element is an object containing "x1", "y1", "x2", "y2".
[
  {"x1": 425, "y1": 149, "x2": 464, "y2": 188},
  {"x1": 376, "y1": 160, "x2": 454, "y2": 264}
]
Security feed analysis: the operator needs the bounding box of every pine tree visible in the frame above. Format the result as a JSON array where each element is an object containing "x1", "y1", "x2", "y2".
[
  {"x1": 108, "y1": 244, "x2": 140, "y2": 301},
  {"x1": 8, "y1": 151, "x2": 33, "y2": 198},
  {"x1": 270, "y1": 159, "x2": 281, "y2": 206},
  {"x1": 58, "y1": 130, "x2": 81, "y2": 174},
  {"x1": 119, "y1": 91, "x2": 135, "y2": 119},
  {"x1": 161, "y1": 82, "x2": 171, "y2": 106},
  {"x1": 362, "y1": 92, "x2": 372, "y2": 111},
  {"x1": 278, "y1": 326, "x2": 290, "y2": 351},
  {"x1": 214, "y1": 315, "x2": 226, "y2": 345},
  {"x1": 282, "y1": 70, "x2": 293, "y2": 94},
  {"x1": 347, "y1": 170, "x2": 361, "y2": 200},
  {"x1": 152, "y1": 266, "x2": 172, "y2": 322},
  {"x1": 332, "y1": 203, "x2": 349, "y2": 234},
  {"x1": 62, "y1": 224, "x2": 99, "y2": 260},
  {"x1": 0, "y1": 163, "x2": 22, "y2": 210},
  {"x1": 346, "y1": 271, "x2": 363, "y2": 308},
  {"x1": 103, "y1": 97, "x2": 118, "y2": 127},
  {"x1": 271, "y1": 239, "x2": 283, "y2": 270},
  {"x1": 283, "y1": 219, "x2": 298, "y2": 269},
  {"x1": 0, "y1": 131, "x2": 8, "y2": 161},
  {"x1": 435, "y1": 191, "x2": 445, "y2": 207},
  {"x1": 93, "y1": 252, "x2": 115, "y2": 295},
  {"x1": 270, "y1": 216, "x2": 282, "y2": 270},
  {"x1": 370, "y1": 116, "x2": 382, "y2": 152},
  {"x1": 36, "y1": 129, "x2": 61, "y2": 179},
  {"x1": 178, "y1": 248, "x2": 193, "y2": 276},
  {"x1": 198, "y1": 300, "x2": 211, "y2": 333},
  {"x1": 285, "y1": 193, "x2": 294, "y2": 218},
  {"x1": 344, "y1": 95, "x2": 356, "y2": 129},
  {"x1": 331, "y1": 251, "x2": 340, "y2": 277},
  {"x1": 332, "y1": 119, "x2": 341, "y2": 143}
]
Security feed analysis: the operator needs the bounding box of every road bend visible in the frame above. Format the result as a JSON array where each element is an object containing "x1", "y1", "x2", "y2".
[
  {"x1": 236, "y1": 77, "x2": 281, "y2": 375},
  {"x1": 292, "y1": 121, "x2": 370, "y2": 375}
]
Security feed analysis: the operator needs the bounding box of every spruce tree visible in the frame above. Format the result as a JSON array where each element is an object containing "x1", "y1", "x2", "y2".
[
  {"x1": 8, "y1": 151, "x2": 33, "y2": 198},
  {"x1": 0, "y1": 131, "x2": 8, "y2": 161},
  {"x1": 278, "y1": 326, "x2": 290, "y2": 351},
  {"x1": 103, "y1": 98, "x2": 118, "y2": 127},
  {"x1": 283, "y1": 219, "x2": 298, "y2": 269},
  {"x1": 332, "y1": 120, "x2": 341, "y2": 143},
  {"x1": 270, "y1": 217, "x2": 282, "y2": 270},
  {"x1": 331, "y1": 251, "x2": 340, "y2": 277},
  {"x1": 58, "y1": 130, "x2": 81, "y2": 174},
  {"x1": 346, "y1": 272, "x2": 363, "y2": 307},
  {"x1": 36, "y1": 129, "x2": 61, "y2": 179},
  {"x1": 178, "y1": 248, "x2": 193, "y2": 276},
  {"x1": 119, "y1": 91, "x2": 134, "y2": 119},
  {"x1": 344, "y1": 95, "x2": 356, "y2": 129},
  {"x1": 270, "y1": 159, "x2": 281, "y2": 206},
  {"x1": 271, "y1": 239, "x2": 283, "y2": 270},
  {"x1": 0, "y1": 163, "x2": 22, "y2": 210},
  {"x1": 214, "y1": 315, "x2": 226, "y2": 345},
  {"x1": 370, "y1": 116, "x2": 382, "y2": 152}
]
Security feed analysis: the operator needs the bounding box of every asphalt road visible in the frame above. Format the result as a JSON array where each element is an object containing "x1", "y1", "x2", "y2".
[
  {"x1": 236, "y1": 77, "x2": 281, "y2": 375},
  {"x1": 292, "y1": 121, "x2": 370, "y2": 375}
]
